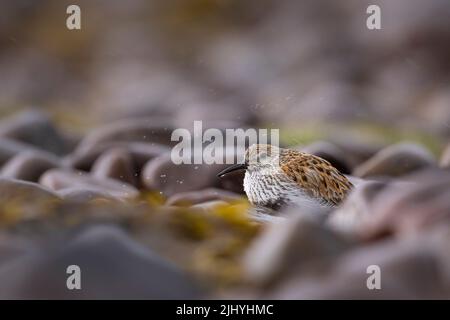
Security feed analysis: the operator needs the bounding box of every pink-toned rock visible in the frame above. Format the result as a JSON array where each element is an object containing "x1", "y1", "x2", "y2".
[
  {"x1": 353, "y1": 143, "x2": 436, "y2": 178},
  {"x1": 243, "y1": 214, "x2": 351, "y2": 285},
  {"x1": 76, "y1": 118, "x2": 175, "y2": 153},
  {"x1": 57, "y1": 187, "x2": 123, "y2": 203},
  {"x1": 359, "y1": 170, "x2": 450, "y2": 240},
  {"x1": 91, "y1": 148, "x2": 137, "y2": 186},
  {"x1": 141, "y1": 150, "x2": 245, "y2": 197},
  {"x1": 0, "y1": 138, "x2": 44, "y2": 166},
  {"x1": 440, "y1": 143, "x2": 450, "y2": 169},
  {"x1": 328, "y1": 180, "x2": 388, "y2": 233},
  {"x1": 64, "y1": 142, "x2": 169, "y2": 172},
  {"x1": 0, "y1": 150, "x2": 61, "y2": 182},
  {"x1": 0, "y1": 110, "x2": 68, "y2": 155},
  {"x1": 0, "y1": 178, "x2": 60, "y2": 203},
  {"x1": 269, "y1": 236, "x2": 446, "y2": 299},
  {"x1": 166, "y1": 188, "x2": 243, "y2": 206},
  {"x1": 39, "y1": 169, "x2": 139, "y2": 200},
  {"x1": 0, "y1": 225, "x2": 202, "y2": 299}
]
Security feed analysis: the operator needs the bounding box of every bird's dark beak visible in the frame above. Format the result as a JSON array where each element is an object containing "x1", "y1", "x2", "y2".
[{"x1": 217, "y1": 163, "x2": 247, "y2": 177}]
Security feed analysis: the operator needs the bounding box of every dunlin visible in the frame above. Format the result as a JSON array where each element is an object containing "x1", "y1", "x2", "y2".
[{"x1": 218, "y1": 144, "x2": 353, "y2": 211}]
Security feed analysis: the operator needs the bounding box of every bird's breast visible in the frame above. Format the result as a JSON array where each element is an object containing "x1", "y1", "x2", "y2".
[
  {"x1": 243, "y1": 168, "x2": 328, "y2": 210},
  {"x1": 244, "y1": 168, "x2": 296, "y2": 207}
]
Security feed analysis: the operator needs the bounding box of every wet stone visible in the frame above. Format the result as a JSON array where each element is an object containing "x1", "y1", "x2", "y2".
[
  {"x1": 0, "y1": 225, "x2": 203, "y2": 299},
  {"x1": 353, "y1": 142, "x2": 436, "y2": 178},
  {"x1": 75, "y1": 118, "x2": 175, "y2": 154},
  {"x1": 165, "y1": 188, "x2": 243, "y2": 206},
  {"x1": 440, "y1": 143, "x2": 450, "y2": 169},
  {"x1": 269, "y1": 237, "x2": 446, "y2": 299},
  {"x1": 0, "y1": 138, "x2": 45, "y2": 166},
  {"x1": 0, "y1": 110, "x2": 68, "y2": 155},
  {"x1": 359, "y1": 170, "x2": 450, "y2": 240},
  {"x1": 141, "y1": 152, "x2": 245, "y2": 197},
  {"x1": 91, "y1": 148, "x2": 137, "y2": 186},
  {"x1": 243, "y1": 214, "x2": 351, "y2": 285},
  {"x1": 0, "y1": 178, "x2": 60, "y2": 203},
  {"x1": 0, "y1": 150, "x2": 61, "y2": 182},
  {"x1": 64, "y1": 142, "x2": 170, "y2": 172},
  {"x1": 39, "y1": 169, "x2": 139, "y2": 200}
]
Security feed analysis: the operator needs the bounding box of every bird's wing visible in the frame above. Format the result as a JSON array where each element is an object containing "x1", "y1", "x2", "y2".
[{"x1": 280, "y1": 150, "x2": 353, "y2": 206}]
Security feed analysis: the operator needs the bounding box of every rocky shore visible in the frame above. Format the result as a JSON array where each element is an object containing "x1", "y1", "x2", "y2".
[{"x1": 0, "y1": 110, "x2": 449, "y2": 299}]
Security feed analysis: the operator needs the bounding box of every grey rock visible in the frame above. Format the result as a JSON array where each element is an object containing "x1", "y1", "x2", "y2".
[
  {"x1": 331, "y1": 137, "x2": 385, "y2": 167},
  {"x1": 0, "y1": 110, "x2": 68, "y2": 155},
  {"x1": 191, "y1": 200, "x2": 230, "y2": 211},
  {"x1": 0, "y1": 150, "x2": 61, "y2": 182},
  {"x1": 0, "y1": 138, "x2": 45, "y2": 166},
  {"x1": 166, "y1": 188, "x2": 243, "y2": 206},
  {"x1": 64, "y1": 142, "x2": 170, "y2": 172},
  {"x1": 0, "y1": 235, "x2": 36, "y2": 265},
  {"x1": 0, "y1": 178, "x2": 60, "y2": 203},
  {"x1": 440, "y1": 143, "x2": 450, "y2": 169},
  {"x1": 91, "y1": 148, "x2": 137, "y2": 186},
  {"x1": 359, "y1": 170, "x2": 450, "y2": 240},
  {"x1": 39, "y1": 169, "x2": 139, "y2": 200},
  {"x1": 57, "y1": 187, "x2": 123, "y2": 203},
  {"x1": 0, "y1": 225, "x2": 203, "y2": 299},
  {"x1": 270, "y1": 237, "x2": 446, "y2": 299},
  {"x1": 142, "y1": 150, "x2": 245, "y2": 197},
  {"x1": 243, "y1": 214, "x2": 351, "y2": 285},
  {"x1": 353, "y1": 142, "x2": 436, "y2": 178},
  {"x1": 76, "y1": 118, "x2": 175, "y2": 153},
  {"x1": 328, "y1": 180, "x2": 388, "y2": 233}
]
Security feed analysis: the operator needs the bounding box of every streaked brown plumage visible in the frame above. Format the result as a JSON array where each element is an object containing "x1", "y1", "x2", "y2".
[
  {"x1": 218, "y1": 144, "x2": 353, "y2": 210},
  {"x1": 278, "y1": 148, "x2": 353, "y2": 206}
]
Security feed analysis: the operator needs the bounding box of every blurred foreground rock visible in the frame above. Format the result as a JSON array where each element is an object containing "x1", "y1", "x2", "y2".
[{"x1": 0, "y1": 225, "x2": 203, "y2": 299}]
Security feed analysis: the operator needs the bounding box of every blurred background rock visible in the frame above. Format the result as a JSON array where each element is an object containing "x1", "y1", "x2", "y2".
[{"x1": 1, "y1": 0, "x2": 449, "y2": 151}]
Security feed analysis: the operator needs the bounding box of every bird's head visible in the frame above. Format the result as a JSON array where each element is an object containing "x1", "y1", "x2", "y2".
[{"x1": 217, "y1": 144, "x2": 280, "y2": 177}]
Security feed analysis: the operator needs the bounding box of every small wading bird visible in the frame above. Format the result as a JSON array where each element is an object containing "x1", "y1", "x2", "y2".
[{"x1": 217, "y1": 144, "x2": 353, "y2": 212}]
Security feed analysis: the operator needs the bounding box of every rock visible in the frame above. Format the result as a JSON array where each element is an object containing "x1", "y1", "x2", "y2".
[
  {"x1": 191, "y1": 200, "x2": 230, "y2": 211},
  {"x1": 0, "y1": 110, "x2": 68, "y2": 155},
  {"x1": 166, "y1": 188, "x2": 243, "y2": 206},
  {"x1": 57, "y1": 187, "x2": 122, "y2": 203},
  {"x1": 64, "y1": 142, "x2": 170, "y2": 172},
  {"x1": 0, "y1": 179, "x2": 60, "y2": 223},
  {"x1": 91, "y1": 148, "x2": 137, "y2": 186},
  {"x1": 39, "y1": 169, "x2": 139, "y2": 200},
  {"x1": 359, "y1": 170, "x2": 450, "y2": 240},
  {"x1": 299, "y1": 141, "x2": 352, "y2": 174},
  {"x1": 0, "y1": 150, "x2": 61, "y2": 182},
  {"x1": 353, "y1": 143, "x2": 436, "y2": 178},
  {"x1": 141, "y1": 154, "x2": 212, "y2": 196},
  {"x1": 173, "y1": 99, "x2": 257, "y2": 129},
  {"x1": 0, "y1": 235, "x2": 36, "y2": 265},
  {"x1": 141, "y1": 150, "x2": 245, "y2": 197},
  {"x1": 440, "y1": 143, "x2": 450, "y2": 169},
  {"x1": 0, "y1": 178, "x2": 60, "y2": 203},
  {"x1": 75, "y1": 118, "x2": 175, "y2": 153},
  {"x1": 243, "y1": 214, "x2": 351, "y2": 285},
  {"x1": 0, "y1": 225, "x2": 203, "y2": 299},
  {"x1": 327, "y1": 180, "x2": 388, "y2": 233},
  {"x1": 331, "y1": 137, "x2": 385, "y2": 167},
  {"x1": 270, "y1": 237, "x2": 446, "y2": 299},
  {"x1": 0, "y1": 138, "x2": 44, "y2": 166},
  {"x1": 419, "y1": 89, "x2": 450, "y2": 136}
]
